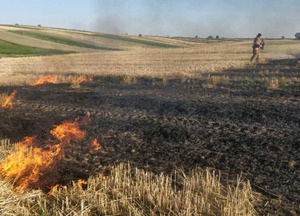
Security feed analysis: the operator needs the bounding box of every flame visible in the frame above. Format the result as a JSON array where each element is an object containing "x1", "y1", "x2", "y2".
[
  {"x1": 49, "y1": 184, "x2": 60, "y2": 195},
  {"x1": 0, "y1": 118, "x2": 87, "y2": 192},
  {"x1": 50, "y1": 119, "x2": 85, "y2": 146},
  {"x1": 77, "y1": 179, "x2": 87, "y2": 190},
  {"x1": 89, "y1": 139, "x2": 101, "y2": 153},
  {"x1": 32, "y1": 76, "x2": 58, "y2": 86},
  {"x1": 0, "y1": 136, "x2": 62, "y2": 192},
  {"x1": 2, "y1": 90, "x2": 17, "y2": 109},
  {"x1": 75, "y1": 75, "x2": 87, "y2": 84},
  {"x1": 100, "y1": 168, "x2": 106, "y2": 180}
]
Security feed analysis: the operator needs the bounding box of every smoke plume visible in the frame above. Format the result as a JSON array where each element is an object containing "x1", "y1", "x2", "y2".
[{"x1": 91, "y1": 0, "x2": 300, "y2": 38}]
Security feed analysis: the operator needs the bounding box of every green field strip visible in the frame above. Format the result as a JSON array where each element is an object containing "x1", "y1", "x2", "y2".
[
  {"x1": 0, "y1": 40, "x2": 75, "y2": 57},
  {"x1": 9, "y1": 30, "x2": 119, "y2": 50},
  {"x1": 94, "y1": 34, "x2": 181, "y2": 48}
]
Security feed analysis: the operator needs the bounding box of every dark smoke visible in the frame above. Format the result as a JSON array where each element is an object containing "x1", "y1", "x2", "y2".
[{"x1": 91, "y1": 0, "x2": 300, "y2": 38}]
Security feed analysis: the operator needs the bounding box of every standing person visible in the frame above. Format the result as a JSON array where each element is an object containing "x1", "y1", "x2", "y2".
[{"x1": 250, "y1": 33, "x2": 263, "y2": 63}]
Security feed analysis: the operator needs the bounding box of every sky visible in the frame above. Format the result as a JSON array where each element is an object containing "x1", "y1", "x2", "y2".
[{"x1": 1, "y1": 0, "x2": 300, "y2": 38}]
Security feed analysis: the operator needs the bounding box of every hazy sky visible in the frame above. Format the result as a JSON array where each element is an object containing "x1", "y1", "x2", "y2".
[{"x1": 1, "y1": 0, "x2": 300, "y2": 38}]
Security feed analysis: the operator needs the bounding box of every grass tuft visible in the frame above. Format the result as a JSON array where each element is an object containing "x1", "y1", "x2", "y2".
[{"x1": 203, "y1": 75, "x2": 230, "y2": 88}]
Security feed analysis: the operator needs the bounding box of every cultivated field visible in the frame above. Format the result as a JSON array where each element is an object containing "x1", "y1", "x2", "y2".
[{"x1": 0, "y1": 25, "x2": 300, "y2": 215}]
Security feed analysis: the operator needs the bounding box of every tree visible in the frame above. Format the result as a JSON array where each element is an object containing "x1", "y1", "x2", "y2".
[
  {"x1": 207, "y1": 35, "x2": 213, "y2": 40},
  {"x1": 195, "y1": 35, "x2": 198, "y2": 39},
  {"x1": 216, "y1": 35, "x2": 219, "y2": 39},
  {"x1": 138, "y1": 34, "x2": 142, "y2": 37},
  {"x1": 281, "y1": 36, "x2": 285, "y2": 39},
  {"x1": 38, "y1": 24, "x2": 42, "y2": 27}
]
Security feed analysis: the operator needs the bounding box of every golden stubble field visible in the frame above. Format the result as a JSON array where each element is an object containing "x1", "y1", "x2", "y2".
[{"x1": 0, "y1": 38, "x2": 300, "y2": 86}]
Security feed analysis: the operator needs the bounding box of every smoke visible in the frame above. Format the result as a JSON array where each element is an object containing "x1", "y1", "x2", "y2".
[
  {"x1": 90, "y1": 0, "x2": 300, "y2": 38},
  {"x1": 91, "y1": 0, "x2": 191, "y2": 35}
]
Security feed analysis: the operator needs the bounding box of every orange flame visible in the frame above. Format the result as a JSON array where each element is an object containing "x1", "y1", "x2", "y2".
[
  {"x1": 75, "y1": 75, "x2": 87, "y2": 84},
  {"x1": 2, "y1": 90, "x2": 17, "y2": 109},
  {"x1": 0, "y1": 118, "x2": 87, "y2": 192},
  {"x1": 0, "y1": 136, "x2": 62, "y2": 192},
  {"x1": 100, "y1": 168, "x2": 106, "y2": 180},
  {"x1": 32, "y1": 76, "x2": 58, "y2": 86},
  {"x1": 77, "y1": 179, "x2": 87, "y2": 190},
  {"x1": 50, "y1": 119, "x2": 85, "y2": 146},
  {"x1": 49, "y1": 184, "x2": 60, "y2": 195},
  {"x1": 89, "y1": 139, "x2": 101, "y2": 153}
]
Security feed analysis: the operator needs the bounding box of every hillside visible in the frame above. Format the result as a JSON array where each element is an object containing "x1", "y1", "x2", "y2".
[{"x1": 0, "y1": 25, "x2": 185, "y2": 57}]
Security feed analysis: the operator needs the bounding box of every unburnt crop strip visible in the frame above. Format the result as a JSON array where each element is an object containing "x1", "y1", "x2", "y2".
[
  {"x1": 9, "y1": 30, "x2": 119, "y2": 50},
  {"x1": 0, "y1": 40, "x2": 74, "y2": 57},
  {"x1": 94, "y1": 33, "x2": 181, "y2": 48}
]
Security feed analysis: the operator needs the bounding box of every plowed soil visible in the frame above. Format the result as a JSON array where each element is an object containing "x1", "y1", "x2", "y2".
[{"x1": 0, "y1": 58, "x2": 300, "y2": 215}]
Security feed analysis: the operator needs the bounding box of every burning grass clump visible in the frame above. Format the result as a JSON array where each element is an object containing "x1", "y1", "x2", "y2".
[
  {"x1": 0, "y1": 161, "x2": 257, "y2": 216},
  {"x1": 1, "y1": 90, "x2": 17, "y2": 109},
  {"x1": 31, "y1": 74, "x2": 91, "y2": 88},
  {"x1": 32, "y1": 75, "x2": 59, "y2": 86},
  {"x1": 0, "y1": 117, "x2": 102, "y2": 193}
]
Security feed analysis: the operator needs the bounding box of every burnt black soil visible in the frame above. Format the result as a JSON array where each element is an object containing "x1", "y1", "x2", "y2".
[{"x1": 0, "y1": 58, "x2": 300, "y2": 215}]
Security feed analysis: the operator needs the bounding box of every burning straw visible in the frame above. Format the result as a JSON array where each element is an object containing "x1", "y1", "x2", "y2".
[
  {"x1": 0, "y1": 117, "x2": 101, "y2": 192},
  {"x1": 32, "y1": 76, "x2": 58, "y2": 86},
  {"x1": 1, "y1": 90, "x2": 17, "y2": 110}
]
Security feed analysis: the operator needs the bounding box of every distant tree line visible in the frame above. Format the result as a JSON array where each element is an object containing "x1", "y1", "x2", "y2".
[{"x1": 194, "y1": 35, "x2": 222, "y2": 40}]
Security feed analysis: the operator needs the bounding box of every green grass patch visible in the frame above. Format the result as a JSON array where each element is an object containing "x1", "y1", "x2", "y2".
[
  {"x1": 94, "y1": 34, "x2": 181, "y2": 48},
  {"x1": 9, "y1": 30, "x2": 119, "y2": 50},
  {"x1": 0, "y1": 40, "x2": 74, "y2": 57}
]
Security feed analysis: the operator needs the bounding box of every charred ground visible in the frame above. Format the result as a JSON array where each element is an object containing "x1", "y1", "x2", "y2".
[{"x1": 0, "y1": 58, "x2": 300, "y2": 215}]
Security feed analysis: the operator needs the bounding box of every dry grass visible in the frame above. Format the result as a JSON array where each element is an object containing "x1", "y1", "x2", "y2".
[
  {"x1": 203, "y1": 75, "x2": 230, "y2": 88},
  {"x1": 1, "y1": 38, "x2": 300, "y2": 86},
  {"x1": 0, "y1": 93, "x2": 8, "y2": 106},
  {"x1": 263, "y1": 77, "x2": 279, "y2": 89},
  {"x1": 264, "y1": 40, "x2": 300, "y2": 59},
  {"x1": 0, "y1": 139, "x2": 257, "y2": 216},
  {"x1": 0, "y1": 45, "x2": 250, "y2": 86},
  {"x1": 203, "y1": 74, "x2": 300, "y2": 90},
  {"x1": 263, "y1": 76, "x2": 300, "y2": 89}
]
